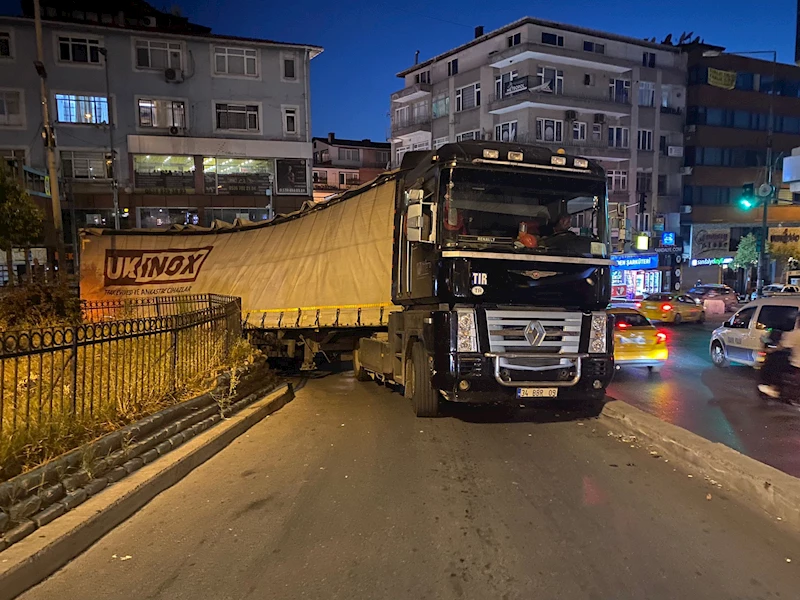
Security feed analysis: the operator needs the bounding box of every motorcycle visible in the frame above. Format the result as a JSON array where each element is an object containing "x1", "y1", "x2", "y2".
[{"x1": 757, "y1": 329, "x2": 800, "y2": 404}]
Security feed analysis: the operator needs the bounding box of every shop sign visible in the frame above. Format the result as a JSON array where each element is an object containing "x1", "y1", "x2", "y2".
[
  {"x1": 611, "y1": 254, "x2": 659, "y2": 270},
  {"x1": 691, "y1": 227, "x2": 730, "y2": 258},
  {"x1": 276, "y1": 159, "x2": 309, "y2": 195},
  {"x1": 504, "y1": 76, "x2": 529, "y2": 96},
  {"x1": 661, "y1": 232, "x2": 675, "y2": 246},
  {"x1": 690, "y1": 257, "x2": 733, "y2": 267},
  {"x1": 768, "y1": 227, "x2": 800, "y2": 244}
]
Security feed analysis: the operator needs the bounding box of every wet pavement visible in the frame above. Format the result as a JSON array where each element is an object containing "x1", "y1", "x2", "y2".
[{"x1": 608, "y1": 315, "x2": 800, "y2": 478}]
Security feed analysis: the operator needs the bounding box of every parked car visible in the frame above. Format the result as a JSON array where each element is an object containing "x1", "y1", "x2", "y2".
[
  {"x1": 686, "y1": 284, "x2": 738, "y2": 310},
  {"x1": 761, "y1": 284, "x2": 800, "y2": 296},
  {"x1": 608, "y1": 308, "x2": 668, "y2": 372},
  {"x1": 710, "y1": 297, "x2": 800, "y2": 367},
  {"x1": 638, "y1": 293, "x2": 705, "y2": 324}
]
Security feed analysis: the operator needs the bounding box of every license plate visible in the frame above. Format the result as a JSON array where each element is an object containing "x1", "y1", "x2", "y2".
[{"x1": 517, "y1": 387, "x2": 558, "y2": 398}]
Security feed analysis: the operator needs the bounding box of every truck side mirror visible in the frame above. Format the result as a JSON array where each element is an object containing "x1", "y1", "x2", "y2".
[{"x1": 407, "y1": 203, "x2": 423, "y2": 242}]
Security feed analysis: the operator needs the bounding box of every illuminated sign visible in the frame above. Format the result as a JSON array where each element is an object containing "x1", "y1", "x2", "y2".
[
  {"x1": 636, "y1": 235, "x2": 649, "y2": 250},
  {"x1": 661, "y1": 232, "x2": 676, "y2": 246},
  {"x1": 611, "y1": 254, "x2": 659, "y2": 270},
  {"x1": 690, "y1": 257, "x2": 733, "y2": 267}
]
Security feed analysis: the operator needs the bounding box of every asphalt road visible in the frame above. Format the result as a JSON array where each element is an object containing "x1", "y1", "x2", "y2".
[
  {"x1": 608, "y1": 316, "x2": 800, "y2": 478},
  {"x1": 19, "y1": 373, "x2": 800, "y2": 600}
]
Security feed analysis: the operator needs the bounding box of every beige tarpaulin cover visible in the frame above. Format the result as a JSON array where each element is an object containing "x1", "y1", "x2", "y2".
[{"x1": 80, "y1": 174, "x2": 399, "y2": 328}]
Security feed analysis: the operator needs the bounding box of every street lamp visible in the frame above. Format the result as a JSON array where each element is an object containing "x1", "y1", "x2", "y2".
[
  {"x1": 702, "y1": 48, "x2": 777, "y2": 296},
  {"x1": 98, "y1": 47, "x2": 120, "y2": 229}
]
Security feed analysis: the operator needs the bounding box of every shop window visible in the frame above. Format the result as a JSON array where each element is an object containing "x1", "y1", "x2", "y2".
[
  {"x1": 133, "y1": 154, "x2": 195, "y2": 193},
  {"x1": 203, "y1": 157, "x2": 274, "y2": 195}
]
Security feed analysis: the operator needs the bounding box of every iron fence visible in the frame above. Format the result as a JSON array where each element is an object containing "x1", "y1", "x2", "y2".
[{"x1": 0, "y1": 294, "x2": 242, "y2": 438}]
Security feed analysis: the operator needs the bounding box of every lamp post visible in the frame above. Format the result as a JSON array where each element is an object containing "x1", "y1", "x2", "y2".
[
  {"x1": 98, "y1": 47, "x2": 120, "y2": 229},
  {"x1": 702, "y1": 49, "x2": 777, "y2": 296}
]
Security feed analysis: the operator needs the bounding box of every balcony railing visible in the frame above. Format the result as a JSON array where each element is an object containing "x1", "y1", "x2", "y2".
[
  {"x1": 391, "y1": 82, "x2": 432, "y2": 103},
  {"x1": 488, "y1": 77, "x2": 631, "y2": 115},
  {"x1": 660, "y1": 105, "x2": 683, "y2": 116},
  {"x1": 390, "y1": 114, "x2": 432, "y2": 137}
]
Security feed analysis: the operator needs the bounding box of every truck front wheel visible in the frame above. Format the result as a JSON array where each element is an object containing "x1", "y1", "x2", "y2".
[{"x1": 406, "y1": 342, "x2": 440, "y2": 417}]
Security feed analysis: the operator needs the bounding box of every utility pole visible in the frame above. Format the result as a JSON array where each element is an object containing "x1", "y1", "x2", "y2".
[
  {"x1": 758, "y1": 51, "x2": 777, "y2": 296},
  {"x1": 99, "y1": 47, "x2": 120, "y2": 229},
  {"x1": 33, "y1": 0, "x2": 66, "y2": 278}
]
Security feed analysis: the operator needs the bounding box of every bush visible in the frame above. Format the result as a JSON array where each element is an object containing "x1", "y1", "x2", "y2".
[{"x1": 0, "y1": 282, "x2": 82, "y2": 329}]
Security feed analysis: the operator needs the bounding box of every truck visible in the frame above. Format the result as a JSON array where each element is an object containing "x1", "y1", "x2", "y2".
[{"x1": 79, "y1": 141, "x2": 614, "y2": 417}]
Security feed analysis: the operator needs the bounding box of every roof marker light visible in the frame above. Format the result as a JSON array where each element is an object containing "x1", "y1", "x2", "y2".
[
  {"x1": 574, "y1": 158, "x2": 589, "y2": 168},
  {"x1": 483, "y1": 149, "x2": 500, "y2": 159},
  {"x1": 508, "y1": 151, "x2": 524, "y2": 161},
  {"x1": 551, "y1": 155, "x2": 567, "y2": 166}
]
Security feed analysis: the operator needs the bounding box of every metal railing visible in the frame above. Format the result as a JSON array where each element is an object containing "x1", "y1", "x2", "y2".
[
  {"x1": 488, "y1": 87, "x2": 631, "y2": 108},
  {"x1": 0, "y1": 294, "x2": 242, "y2": 438}
]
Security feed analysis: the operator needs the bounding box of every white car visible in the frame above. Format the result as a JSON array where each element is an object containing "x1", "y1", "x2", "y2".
[
  {"x1": 710, "y1": 297, "x2": 800, "y2": 367},
  {"x1": 761, "y1": 284, "x2": 800, "y2": 296}
]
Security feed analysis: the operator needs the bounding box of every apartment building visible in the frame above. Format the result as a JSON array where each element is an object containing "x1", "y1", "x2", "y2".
[
  {"x1": 0, "y1": 0, "x2": 321, "y2": 242},
  {"x1": 681, "y1": 44, "x2": 800, "y2": 287},
  {"x1": 311, "y1": 132, "x2": 390, "y2": 200},
  {"x1": 389, "y1": 17, "x2": 688, "y2": 251}
]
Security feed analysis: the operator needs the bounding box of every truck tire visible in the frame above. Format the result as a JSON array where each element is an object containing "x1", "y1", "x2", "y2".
[
  {"x1": 352, "y1": 348, "x2": 371, "y2": 382},
  {"x1": 407, "y1": 341, "x2": 440, "y2": 417}
]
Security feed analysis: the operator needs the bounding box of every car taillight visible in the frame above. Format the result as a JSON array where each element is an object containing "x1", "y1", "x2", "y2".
[
  {"x1": 656, "y1": 331, "x2": 667, "y2": 344},
  {"x1": 635, "y1": 302, "x2": 641, "y2": 309},
  {"x1": 661, "y1": 303, "x2": 672, "y2": 311},
  {"x1": 617, "y1": 322, "x2": 630, "y2": 330}
]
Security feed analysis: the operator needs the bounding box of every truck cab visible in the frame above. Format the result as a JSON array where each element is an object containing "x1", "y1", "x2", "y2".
[{"x1": 354, "y1": 141, "x2": 614, "y2": 416}]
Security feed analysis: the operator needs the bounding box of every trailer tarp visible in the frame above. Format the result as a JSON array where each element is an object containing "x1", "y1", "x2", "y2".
[{"x1": 80, "y1": 175, "x2": 399, "y2": 328}]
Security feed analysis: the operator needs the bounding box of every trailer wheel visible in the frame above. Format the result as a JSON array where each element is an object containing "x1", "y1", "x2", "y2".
[
  {"x1": 407, "y1": 341, "x2": 440, "y2": 417},
  {"x1": 352, "y1": 348, "x2": 371, "y2": 382}
]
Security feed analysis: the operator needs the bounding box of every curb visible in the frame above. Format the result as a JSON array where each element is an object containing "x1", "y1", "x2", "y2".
[
  {"x1": 601, "y1": 399, "x2": 800, "y2": 531},
  {"x1": 0, "y1": 383, "x2": 294, "y2": 600}
]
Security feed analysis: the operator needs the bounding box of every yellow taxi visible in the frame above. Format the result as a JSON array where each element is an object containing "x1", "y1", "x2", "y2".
[
  {"x1": 609, "y1": 308, "x2": 668, "y2": 372},
  {"x1": 637, "y1": 292, "x2": 705, "y2": 324}
]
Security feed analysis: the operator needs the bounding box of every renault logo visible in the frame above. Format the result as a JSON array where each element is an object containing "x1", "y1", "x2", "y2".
[{"x1": 524, "y1": 320, "x2": 546, "y2": 346}]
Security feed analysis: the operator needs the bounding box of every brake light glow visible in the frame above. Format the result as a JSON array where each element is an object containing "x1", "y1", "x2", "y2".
[
  {"x1": 635, "y1": 302, "x2": 641, "y2": 309},
  {"x1": 661, "y1": 303, "x2": 672, "y2": 311},
  {"x1": 617, "y1": 322, "x2": 630, "y2": 329},
  {"x1": 656, "y1": 331, "x2": 667, "y2": 344}
]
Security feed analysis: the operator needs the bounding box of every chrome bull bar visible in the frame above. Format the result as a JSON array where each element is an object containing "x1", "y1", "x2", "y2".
[{"x1": 485, "y1": 352, "x2": 590, "y2": 387}]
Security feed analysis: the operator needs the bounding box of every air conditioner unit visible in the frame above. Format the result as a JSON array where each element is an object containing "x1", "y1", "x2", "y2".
[
  {"x1": 684, "y1": 124, "x2": 697, "y2": 134},
  {"x1": 594, "y1": 113, "x2": 605, "y2": 124},
  {"x1": 679, "y1": 166, "x2": 693, "y2": 176},
  {"x1": 168, "y1": 126, "x2": 184, "y2": 136},
  {"x1": 668, "y1": 145, "x2": 684, "y2": 157},
  {"x1": 681, "y1": 205, "x2": 693, "y2": 214},
  {"x1": 165, "y1": 68, "x2": 184, "y2": 83},
  {"x1": 565, "y1": 110, "x2": 578, "y2": 120},
  {"x1": 142, "y1": 16, "x2": 157, "y2": 27}
]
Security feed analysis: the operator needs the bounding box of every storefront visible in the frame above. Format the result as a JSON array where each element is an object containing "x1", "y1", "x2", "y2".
[
  {"x1": 687, "y1": 225, "x2": 734, "y2": 288},
  {"x1": 611, "y1": 247, "x2": 683, "y2": 299}
]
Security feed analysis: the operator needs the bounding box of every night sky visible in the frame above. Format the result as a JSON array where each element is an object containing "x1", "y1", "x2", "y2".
[{"x1": 3, "y1": 0, "x2": 799, "y2": 141}]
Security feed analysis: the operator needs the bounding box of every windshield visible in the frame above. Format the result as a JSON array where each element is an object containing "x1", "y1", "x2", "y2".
[{"x1": 440, "y1": 167, "x2": 607, "y2": 255}]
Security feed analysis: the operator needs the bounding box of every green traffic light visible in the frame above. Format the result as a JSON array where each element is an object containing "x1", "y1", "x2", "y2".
[{"x1": 739, "y1": 197, "x2": 754, "y2": 210}]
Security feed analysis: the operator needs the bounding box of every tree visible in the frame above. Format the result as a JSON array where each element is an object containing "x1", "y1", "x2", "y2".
[
  {"x1": 0, "y1": 164, "x2": 44, "y2": 285},
  {"x1": 733, "y1": 233, "x2": 759, "y2": 270}
]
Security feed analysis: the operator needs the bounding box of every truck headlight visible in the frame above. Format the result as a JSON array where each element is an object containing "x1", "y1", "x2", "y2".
[
  {"x1": 456, "y1": 310, "x2": 478, "y2": 352},
  {"x1": 589, "y1": 312, "x2": 607, "y2": 354}
]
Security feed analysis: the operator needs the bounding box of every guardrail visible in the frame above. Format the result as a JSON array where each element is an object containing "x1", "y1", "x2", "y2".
[{"x1": 0, "y1": 294, "x2": 242, "y2": 439}]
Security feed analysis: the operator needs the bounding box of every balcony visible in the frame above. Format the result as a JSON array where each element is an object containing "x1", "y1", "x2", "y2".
[
  {"x1": 391, "y1": 82, "x2": 432, "y2": 104},
  {"x1": 390, "y1": 115, "x2": 432, "y2": 139},
  {"x1": 488, "y1": 76, "x2": 631, "y2": 118},
  {"x1": 488, "y1": 42, "x2": 633, "y2": 74},
  {"x1": 659, "y1": 105, "x2": 683, "y2": 116}
]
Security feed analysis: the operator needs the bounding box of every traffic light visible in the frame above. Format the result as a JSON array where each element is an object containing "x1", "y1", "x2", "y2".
[{"x1": 739, "y1": 183, "x2": 755, "y2": 210}]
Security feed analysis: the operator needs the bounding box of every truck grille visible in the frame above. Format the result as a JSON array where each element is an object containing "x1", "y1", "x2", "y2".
[{"x1": 485, "y1": 310, "x2": 582, "y2": 355}]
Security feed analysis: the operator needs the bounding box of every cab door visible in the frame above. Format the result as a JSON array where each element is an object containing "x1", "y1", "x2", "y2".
[
  {"x1": 722, "y1": 306, "x2": 757, "y2": 362},
  {"x1": 678, "y1": 295, "x2": 702, "y2": 321}
]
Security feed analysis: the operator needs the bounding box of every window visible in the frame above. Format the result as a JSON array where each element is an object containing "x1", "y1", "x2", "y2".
[
  {"x1": 282, "y1": 56, "x2": 296, "y2": 80},
  {"x1": 447, "y1": 59, "x2": 458, "y2": 76},
  {"x1": 215, "y1": 103, "x2": 259, "y2": 131},
  {"x1": 494, "y1": 70, "x2": 518, "y2": 99},
  {"x1": 414, "y1": 71, "x2": 430, "y2": 84},
  {"x1": 214, "y1": 46, "x2": 258, "y2": 77},
  {"x1": 338, "y1": 148, "x2": 360, "y2": 161},
  {"x1": 637, "y1": 129, "x2": 653, "y2": 151},
  {"x1": 536, "y1": 118, "x2": 563, "y2": 142},
  {"x1": 584, "y1": 73, "x2": 594, "y2": 86},
  {"x1": 431, "y1": 94, "x2": 450, "y2": 118},
  {"x1": 1, "y1": 148, "x2": 25, "y2": 168},
  {"x1": 735, "y1": 72, "x2": 754, "y2": 91},
  {"x1": 541, "y1": 32, "x2": 564, "y2": 47},
  {"x1": 0, "y1": 31, "x2": 10, "y2": 58},
  {"x1": 456, "y1": 130, "x2": 481, "y2": 142},
  {"x1": 537, "y1": 66, "x2": 563, "y2": 94},
  {"x1": 495, "y1": 121, "x2": 517, "y2": 142},
  {"x1": 659, "y1": 135, "x2": 667, "y2": 154},
  {"x1": 636, "y1": 171, "x2": 652, "y2": 193},
  {"x1": 55, "y1": 93, "x2": 109, "y2": 124},
  {"x1": 507, "y1": 33, "x2": 521, "y2": 47},
  {"x1": 137, "y1": 98, "x2": 185, "y2": 128},
  {"x1": 455, "y1": 83, "x2": 480, "y2": 111},
  {"x1": 433, "y1": 137, "x2": 449, "y2": 149},
  {"x1": 638, "y1": 81, "x2": 655, "y2": 107},
  {"x1": 583, "y1": 40, "x2": 604, "y2": 54},
  {"x1": 411, "y1": 141, "x2": 430, "y2": 151},
  {"x1": 134, "y1": 155, "x2": 195, "y2": 193},
  {"x1": 0, "y1": 90, "x2": 23, "y2": 126},
  {"x1": 135, "y1": 39, "x2": 182, "y2": 69},
  {"x1": 313, "y1": 170, "x2": 327, "y2": 184},
  {"x1": 592, "y1": 123, "x2": 602, "y2": 141},
  {"x1": 607, "y1": 170, "x2": 628, "y2": 191},
  {"x1": 338, "y1": 172, "x2": 359, "y2": 186},
  {"x1": 757, "y1": 306, "x2": 798, "y2": 331},
  {"x1": 376, "y1": 150, "x2": 390, "y2": 164},
  {"x1": 282, "y1": 106, "x2": 297, "y2": 135},
  {"x1": 60, "y1": 150, "x2": 112, "y2": 179},
  {"x1": 573, "y1": 121, "x2": 587, "y2": 142},
  {"x1": 615, "y1": 313, "x2": 650, "y2": 328},
  {"x1": 608, "y1": 126, "x2": 629, "y2": 148},
  {"x1": 609, "y1": 79, "x2": 630, "y2": 103},
  {"x1": 729, "y1": 307, "x2": 756, "y2": 329},
  {"x1": 658, "y1": 174, "x2": 667, "y2": 194},
  {"x1": 642, "y1": 52, "x2": 656, "y2": 68},
  {"x1": 58, "y1": 35, "x2": 101, "y2": 64},
  {"x1": 202, "y1": 157, "x2": 273, "y2": 195}
]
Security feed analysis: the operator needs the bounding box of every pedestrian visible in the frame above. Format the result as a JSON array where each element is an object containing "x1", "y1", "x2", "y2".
[{"x1": 761, "y1": 314, "x2": 800, "y2": 402}]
